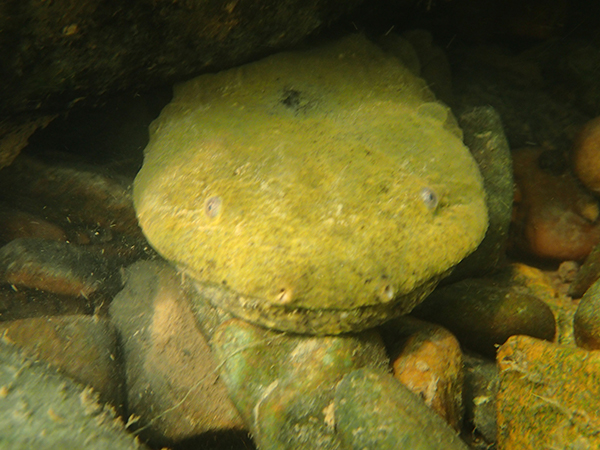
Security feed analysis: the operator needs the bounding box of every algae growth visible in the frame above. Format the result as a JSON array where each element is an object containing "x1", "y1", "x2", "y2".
[{"x1": 133, "y1": 34, "x2": 487, "y2": 334}]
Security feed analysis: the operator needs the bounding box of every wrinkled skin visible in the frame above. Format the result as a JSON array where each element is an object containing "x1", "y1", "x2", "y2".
[{"x1": 134, "y1": 34, "x2": 487, "y2": 334}]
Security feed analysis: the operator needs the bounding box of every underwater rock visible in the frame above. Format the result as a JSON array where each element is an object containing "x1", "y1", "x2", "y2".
[
  {"x1": 463, "y1": 352, "x2": 499, "y2": 445},
  {"x1": 0, "y1": 238, "x2": 119, "y2": 300},
  {"x1": 497, "y1": 335, "x2": 600, "y2": 449},
  {"x1": 0, "y1": 0, "x2": 363, "y2": 117},
  {"x1": 569, "y1": 242, "x2": 600, "y2": 298},
  {"x1": 573, "y1": 277, "x2": 600, "y2": 350},
  {"x1": 509, "y1": 262, "x2": 577, "y2": 346},
  {"x1": 210, "y1": 316, "x2": 388, "y2": 449},
  {"x1": 0, "y1": 284, "x2": 92, "y2": 321},
  {"x1": 413, "y1": 276, "x2": 556, "y2": 358},
  {"x1": 0, "y1": 156, "x2": 142, "y2": 238},
  {"x1": 572, "y1": 116, "x2": 600, "y2": 193},
  {"x1": 0, "y1": 340, "x2": 146, "y2": 449},
  {"x1": 0, "y1": 315, "x2": 123, "y2": 410},
  {"x1": 0, "y1": 116, "x2": 54, "y2": 170},
  {"x1": 134, "y1": 34, "x2": 488, "y2": 334},
  {"x1": 334, "y1": 368, "x2": 469, "y2": 450},
  {"x1": 0, "y1": 204, "x2": 67, "y2": 245},
  {"x1": 447, "y1": 105, "x2": 513, "y2": 281},
  {"x1": 510, "y1": 146, "x2": 600, "y2": 261},
  {"x1": 109, "y1": 261, "x2": 244, "y2": 446},
  {"x1": 381, "y1": 316, "x2": 464, "y2": 430}
]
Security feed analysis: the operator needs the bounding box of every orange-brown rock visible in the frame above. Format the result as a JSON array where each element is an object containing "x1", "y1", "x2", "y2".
[
  {"x1": 0, "y1": 315, "x2": 123, "y2": 410},
  {"x1": 0, "y1": 238, "x2": 119, "y2": 299},
  {"x1": 0, "y1": 284, "x2": 92, "y2": 321},
  {"x1": 573, "y1": 116, "x2": 600, "y2": 193},
  {"x1": 381, "y1": 316, "x2": 463, "y2": 430},
  {"x1": 497, "y1": 335, "x2": 600, "y2": 449},
  {"x1": 0, "y1": 156, "x2": 142, "y2": 238},
  {"x1": 0, "y1": 204, "x2": 67, "y2": 244},
  {"x1": 510, "y1": 146, "x2": 600, "y2": 261}
]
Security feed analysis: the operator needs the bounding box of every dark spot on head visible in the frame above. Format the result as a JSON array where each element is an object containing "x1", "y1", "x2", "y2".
[
  {"x1": 379, "y1": 183, "x2": 390, "y2": 194},
  {"x1": 281, "y1": 88, "x2": 301, "y2": 110},
  {"x1": 205, "y1": 196, "x2": 222, "y2": 218},
  {"x1": 419, "y1": 187, "x2": 439, "y2": 211}
]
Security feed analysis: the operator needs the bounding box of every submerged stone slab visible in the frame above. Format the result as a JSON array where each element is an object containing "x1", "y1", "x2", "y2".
[
  {"x1": 0, "y1": 0, "x2": 363, "y2": 117},
  {"x1": 134, "y1": 34, "x2": 487, "y2": 334}
]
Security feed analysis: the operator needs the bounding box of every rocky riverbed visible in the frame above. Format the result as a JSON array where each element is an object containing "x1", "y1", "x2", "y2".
[{"x1": 2, "y1": 2, "x2": 600, "y2": 449}]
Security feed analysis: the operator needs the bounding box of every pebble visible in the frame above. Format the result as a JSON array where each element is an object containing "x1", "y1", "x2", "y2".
[
  {"x1": 463, "y1": 352, "x2": 499, "y2": 445},
  {"x1": 569, "y1": 242, "x2": 600, "y2": 298},
  {"x1": 497, "y1": 335, "x2": 600, "y2": 449},
  {"x1": 511, "y1": 262, "x2": 578, "y2": 345},
  {"x1": 0, "y1": 315, "x2": 123, "y2": 410},
  {"x1": 0, "y1": 203, "x2": 67, "y2": 244},
  {"x1": 0, "y1": 155, "x2": 142, "y2": 238},
  {"x1": 0, "y1": 284, "x2": 92, "y2": 320},
  {"x1": 189, "y1": 274, "x2": 393, "y2": 449},
  {"x1": 334, "y1": 368, "x2": 469, "y2": 450},
  {"x1": 572, "y1": 116, "x2": 600, "y2": 193},
  {"x1": 109, "y1": 261, "x2": 245, "y2": 446},
  {"x1": 0, "y1": 238, "x2": 120, "y2": 300},
  {"x1": 573, "y1": 277, "x2": 600, "y2": 350},
  {"x1": 0, "y1": 339, "x2": 147, "y2": 449},
  {"x1": 510, "y1": 146, "x2": 600, "y2": 261},
  {"x1": 380, "y1": 316, "x2": 463, "y2": 430},
  {"x1": 412, "y1": 275, "x2": 556, "y2": 358}
]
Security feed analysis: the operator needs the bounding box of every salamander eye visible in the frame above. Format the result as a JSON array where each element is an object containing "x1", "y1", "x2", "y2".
[
  {"x1": 419, "y1": 187, "x2": 439, "y2": 211},
  {"x1": 204, "y1": 196, "x2": 222, "y2": 218}
]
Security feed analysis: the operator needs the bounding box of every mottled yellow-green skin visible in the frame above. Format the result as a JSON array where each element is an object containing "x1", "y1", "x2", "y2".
[{"x1": 133, "y1": 34, "x2": 488, "y2": 334}]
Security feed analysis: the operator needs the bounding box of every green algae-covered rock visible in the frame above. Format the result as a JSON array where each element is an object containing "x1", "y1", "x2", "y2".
[
  {"x1": 211, "y1": 318, "x2": 389, "y2": 449},
  {"x1": 0, "y1": 341, "x2": 146, "y2": 450},
  {"x1": 335, "y1": 368, "x2": 469, "y2": 450},
  {"x1": 134, "y1": 34, "x2": 488, "y2": 334}
]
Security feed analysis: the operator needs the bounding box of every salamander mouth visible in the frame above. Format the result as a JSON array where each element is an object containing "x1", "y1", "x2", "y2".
[{"x1": 188, "y1": 273, "x2": 447, "y2": 335}]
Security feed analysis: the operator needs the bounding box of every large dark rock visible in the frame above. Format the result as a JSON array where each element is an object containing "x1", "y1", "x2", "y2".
[
  {"x1": 1, "y1": 0, "x2": 363, "y2": 117},
  {"x1": 0, "y1": 0, "x2": 364, "y2": 170}
]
